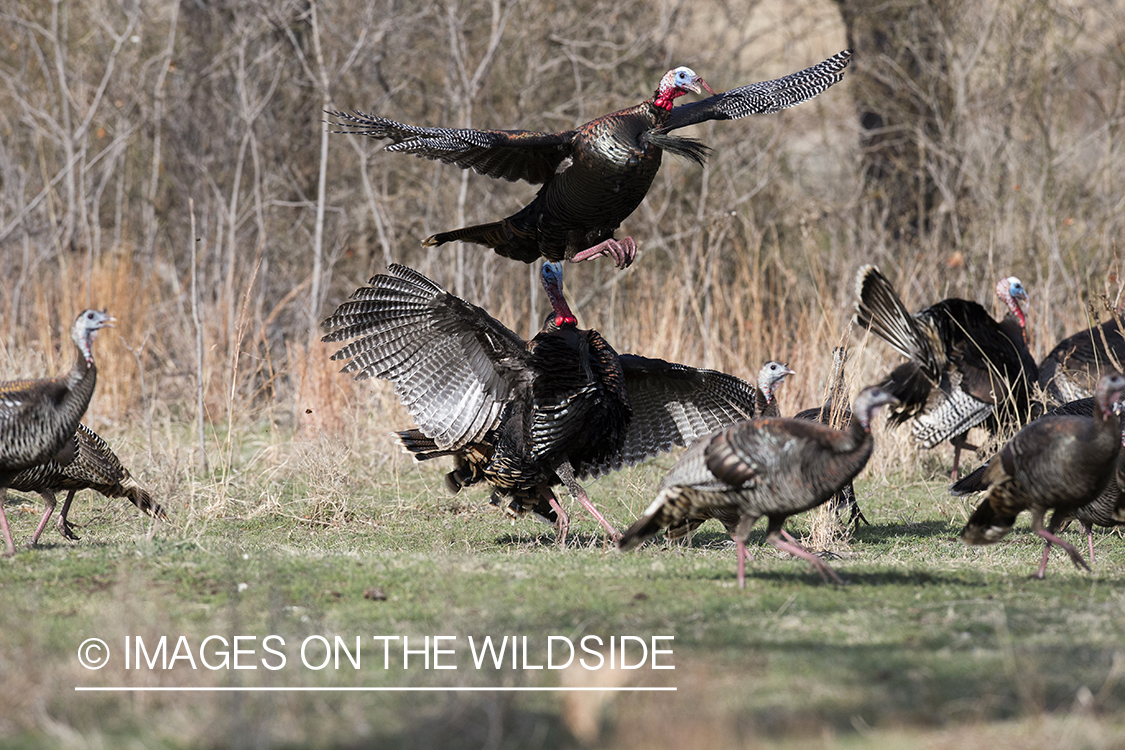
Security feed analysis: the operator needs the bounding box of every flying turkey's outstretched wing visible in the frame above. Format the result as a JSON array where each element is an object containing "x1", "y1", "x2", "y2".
[
  {"x1": 326, "y1": 111, "x2": 576, "y2": 185},
  {"x1": 321, "y1": 264, "x2": 532, "y2": 450},
  {"x1": 579, "y1": 354, "x2": 760, "y2": 480},
  {"x1": 658, "y1": 50, "x2": 852, "y2": 133}
]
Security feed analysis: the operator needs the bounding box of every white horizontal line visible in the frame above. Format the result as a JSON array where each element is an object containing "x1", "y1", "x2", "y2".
[{"x1": 75, "y1": 686, "x2": 676, "y2": 693}]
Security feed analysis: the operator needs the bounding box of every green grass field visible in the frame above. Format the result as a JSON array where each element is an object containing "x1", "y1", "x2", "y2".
[{"x1": 3, "y1": 449, "x2": 1125, "y2": 749}]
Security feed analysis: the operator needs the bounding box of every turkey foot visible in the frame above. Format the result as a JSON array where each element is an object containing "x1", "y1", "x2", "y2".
[
  {"x1": 544, "y1": 488, "x2": 569, "y2": 548},
  {"x1": 28, "y1": 500, "x2": 57, "y2": 547},
  {"x1": 57, "y1": 491, "x2": 82, "y2": 541},
  {"x1": 949, "y1": 433, "x2": 979, "y2": 482},
  {"x1": 555, "y1": 459, "x2": 621, "y2": 541},
  {"x1": 768, "y1": 532, "x2": 846, "y2": 585},
  {"x1": 736, "y1": 538, "x2": 748, "y2": 589},
  {"x1": 1031, "y1": 529, "x2": 1089, "y2": 579},
  {"x1": 0, "y1": 494, "x2": 15, "y2": 557},
  {"x1": 570, "y1": 236, "x2": 637, "y2": 269}
]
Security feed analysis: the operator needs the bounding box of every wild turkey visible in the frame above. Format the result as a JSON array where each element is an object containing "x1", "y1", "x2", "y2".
[
  {"x1": 328, "y1": 51, "x2": 850, "y2": 279},
  {"x1": 952, "y1": 395, "x2": 1125, "y2": 564},
  {"x1": 9, "y1": 423, "x2": 164, "y2": 545},
  {"x1": 792, "y1": 347, "x2": 869, "y2": 526},
  {"x1": 755, "y1": 361, "x2": 794, "y2": 417},
  {"x1": 321, "y1": 262, "x2": 764, "y2": 543},
  {"x1": 619, "y1": 386, "x2": 899, "y2": 587},
  {"x1": 0, "y1": 309, "x2": 113, "y2": 556},
  {"x1": 643, "y1": 360, "x2": 794, "y2": 544},
  {"x1": 853, "y1": 265, "x2": 1037, "y2": 481},
  {"x1": 1038, "y1": 317, "x2": 1125, "y2": 404},
  {"x1": 959, "y1": 372, "x2": 1125, "y2": 579}
]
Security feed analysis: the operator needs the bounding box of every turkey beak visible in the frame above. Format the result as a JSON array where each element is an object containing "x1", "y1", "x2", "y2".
[{"x1": 692, "y1": 76, "x2": 715, "y2": 96}]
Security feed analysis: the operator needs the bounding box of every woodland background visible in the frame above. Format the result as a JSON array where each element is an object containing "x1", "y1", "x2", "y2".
[
  {"x1": 4, "y1": 1, "x2": 1125, "y2": 747},
  {"x1": 2, "y1": 0, "x2": 1122, "y2": 465}
]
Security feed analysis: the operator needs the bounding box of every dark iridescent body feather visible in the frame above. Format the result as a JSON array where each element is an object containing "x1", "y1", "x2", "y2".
[
  {"x1": 619, "y1": 387, "x2": 897, "y2": 585},
  {"x1": 327, "y1": 51, "x2": 851, "y2": 265},
  {"x1": 792, "y1": 348, "x2": 868, "y2": 526},
  {"x1": 952, "y1": 396, "x2": 1125, "y2": 560},
  {"x1": 853, "y1": 266, "x2": 1037, "y2": 479},
  {"x1": 321, "y1": 264, "x2": 762, "y2": 533},
  {"x1": 10, "y1": 423, "x2": 163, "y2": 542},
  {"x1": 1038, "y1": 318, "x2": 1125, "y2": 404},
  {"x1": 958, "y1": 374, "x2": 1125, "y2": 578},
  {"x1": 0, "y1": 309, "x2": 112, "y2": 555}
]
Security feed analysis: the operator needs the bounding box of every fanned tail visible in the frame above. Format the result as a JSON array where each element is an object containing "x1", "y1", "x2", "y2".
[{"x1": 854, "y1": 265, "x2": 941, "y2": 380}]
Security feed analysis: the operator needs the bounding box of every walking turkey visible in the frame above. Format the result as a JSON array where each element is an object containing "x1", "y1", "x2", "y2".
[
  {"x1": 853, "y1": 265, "x2": 1037, "y2": 481},
  {"x1": 10, "y1": 423, "x2": 163, "y2": 545},
  {"x1": 793, "y1": 347, "x2": 869, "y2": 526},
  {"x1": 0, "y1": 309, "x2": 113, "y2": 556},
  {"x1": 959, "y1": 372, "x2": 1125, "y2": 579},
  {"x1": 1038, "y1": 317, "x2": 1125, "y2": 404},
  {"x1": 619, "y1": 385, "x2": 899, "y2": 587},
  {"x1": 321, "y1": 262, "x2": 766, "y2": 544},
  {"x1": 328, "y1": 51, "x2": 850, "y2": 282},
  {"x1": 644, "y1": 360, "x2": 794, "y2": 544},
  {"x1": 952, "y1": 395, "x2": 1125, "y2": 564}
]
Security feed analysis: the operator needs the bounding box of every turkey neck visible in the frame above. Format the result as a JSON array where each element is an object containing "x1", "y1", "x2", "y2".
[
  {"x1": 829, "y1": 412, "x2": 873, "y2": 462},
  {"x1": 54, "y1": 330, "x2": 99, "y2": 439}
]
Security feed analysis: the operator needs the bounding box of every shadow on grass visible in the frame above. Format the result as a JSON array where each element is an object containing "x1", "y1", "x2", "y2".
[
  {"x1": 855, "y1": 520, "x2": 960, "y2": 543},
  {"x1": 492, "y1": 531, "x2": 618, "y2": 549},
  {"x1": 635, "y1": 519, "x2": 961, "y2": 551},
  {"x1": 676, "y1": 565, "x2": 987, "y2": 588},
  {"x1": 279, "y1": 697, "x2": 580, "y2": 750}
]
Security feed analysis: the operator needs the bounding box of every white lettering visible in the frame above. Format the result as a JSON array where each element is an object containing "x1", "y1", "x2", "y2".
[
  {"x1": 301, "y1": 636, "x2": 331, "y2": 670},
  {"x1": 200, "y1": 635, "x2": 230, "y2": 670},
  {"x1": 262, "y1": 635, "x2": 286, "y2": 670},
  {"x1": 548, "y1": 636, "x2": 574, "y2": 669}
]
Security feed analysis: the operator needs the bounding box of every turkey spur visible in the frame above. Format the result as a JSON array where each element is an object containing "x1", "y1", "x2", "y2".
[
  {"x1": 328, "y1": 51, "x2": 850, "y2": 274},
  {"x1": 321, "y1": 262, "x2": 765, "y2": 544}
]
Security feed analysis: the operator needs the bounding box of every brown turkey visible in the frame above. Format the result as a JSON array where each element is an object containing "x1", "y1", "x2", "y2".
[
  {"x1": 959, "y1": 372, "x2": 1125, "y2": 579},
  {"x1": 328, "y1": 51, "x2": 850, "y2": 280},
  {"x1": 793, "y1": 347, "x2": 869, "y2": 526},
  {"x1": 952, "y1": 395, "x2": 1125, "y2": 565},
  {"x1": 853, "y1": 265, "x2": 1037, "y2": 481},
  {"x1": 640, "y1": 360, "x2": 793, "y2": 545},
  {"x1": 0, "y1": 309, "x2": 113, "y2": 556},
  {"x1": 10, "y1": 423, "x2": 163, "y2": 545},
  {"x1": 321, "y1": 262, "x2": 766, "y2": 544},
  {"x1": 1038, "y1": 317, "x2": 1125, "y2": 404},
  {"x1": 619, "y1": 385, "x2": 899, "y2": 587}
]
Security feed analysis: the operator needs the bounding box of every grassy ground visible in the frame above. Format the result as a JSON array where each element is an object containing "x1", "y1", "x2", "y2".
[{"x1": 2, "y1": 446, "x2": 1125, "y2": 749}]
